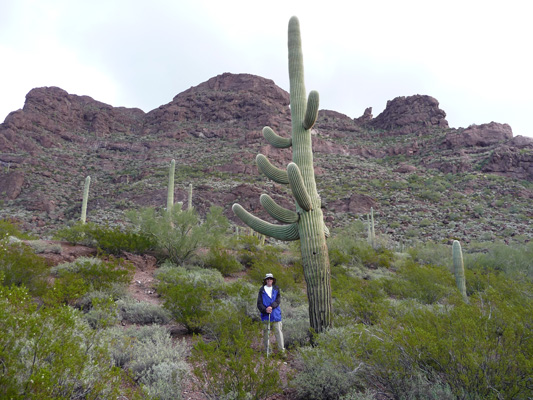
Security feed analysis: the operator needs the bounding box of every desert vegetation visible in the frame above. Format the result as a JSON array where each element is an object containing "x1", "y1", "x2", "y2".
[{"x1": 1, "y1": 213, "x2": 532, "y2": 399}]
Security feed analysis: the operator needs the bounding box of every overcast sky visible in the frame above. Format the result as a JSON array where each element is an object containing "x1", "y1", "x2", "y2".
[{"x1": 1, "y1": 0, "x2": 532, "y2": 138}]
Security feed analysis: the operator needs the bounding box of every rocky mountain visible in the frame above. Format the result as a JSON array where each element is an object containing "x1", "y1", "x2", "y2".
[{"x1": 1, "y1": 73, "x2": 532, "y2": 244}]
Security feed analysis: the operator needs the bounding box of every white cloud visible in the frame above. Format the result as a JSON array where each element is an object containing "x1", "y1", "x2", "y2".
[{"x1": 1, "y1": 0, "x2": 531, "y2": 137}]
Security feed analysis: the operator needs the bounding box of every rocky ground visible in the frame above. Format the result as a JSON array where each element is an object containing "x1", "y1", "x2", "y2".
[{"x1": 1, "y1": 73, "x2": 532, "y2": 246}]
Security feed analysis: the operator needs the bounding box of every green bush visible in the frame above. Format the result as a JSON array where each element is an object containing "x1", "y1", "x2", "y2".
[
  {"x1": 381, "y1": 261, "x2": 455, "y2": 304},
  {"x1": 292, "y1": 327, "x2": 364, "y2": 400},
  {"x1": 54, "y1": 221, "x2": 155, "y2": 255},
  {"x1": 0, "y1": 219, "x2": 35, "y2": 239},
  {"x1": 116, "y1": 297, "x2": 172, "y2": 325},
  {"x1": 466, "y1": 241, "x2": 533, "y2": 281},
  {"x1": 128, "y1": 205, "x2": 229, "y2": 265},
  {"x1": 191, "y1": 319, "x2": 282, "y2": 400},
  {"x1": 0, "y1": 240, "x2": 49, "y2": 296},
  {"x1": 47, "y1": 256, "x2": 134, "y2": 305},
  {"x1": 332, "y1": 274, "x2": 387, "y2": 325},
  {"x1": 203, "y1": 246, "x2": 243, "y2": 276},
  {"x1": 0, "y1": 285, "x2": 132, "y2": 399},
  {"x1": 355, "y1": 278, "x2": 532, "y2": 399},
  {"x1": 104, "y1": 325, "x2": 189, "y2": 400},
  {"x1": 157, "y1": 266, "x2": 224, "y2": 333}
]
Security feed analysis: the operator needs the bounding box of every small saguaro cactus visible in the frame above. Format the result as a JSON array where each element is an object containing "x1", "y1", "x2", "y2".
[
  {"x1": 232, "y1": 16, "x2": 332, "y2": 333},
  {"x1": 452, "y1": 240, "x2": 468, "y2": 302},
  {"x1": 367, "y1": 207, "x2": 376, "y2": 248},
  {"x1": 188, "y1": 183, "x2": 193, "y2": 211},
  {"x1": 80, "y1": 176, "x2": 91, "y2": 224},
  {"x1": 167, "y1": 159, "x2": 176, "y2": 213}
]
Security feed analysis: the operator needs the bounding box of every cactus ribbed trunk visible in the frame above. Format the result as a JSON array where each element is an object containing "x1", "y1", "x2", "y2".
[
  {"x1": 167, "y1": 159, "x2": 175, "y2": 213},
  {"x1": 452, "y1": 240, "x2": 468, "y2": 302},
  {"x1": 232, "y1": 16, "x2": 332, "y2": 332},
  {"x1": 288, "y1": 18, "x2": 331, "y2": 331},
  {"x1": 188, "y1": 183, "x2": 193, "y2": 210},
  {"x1": 81, "y1": 176, "x2": 90, "y2": 224}
]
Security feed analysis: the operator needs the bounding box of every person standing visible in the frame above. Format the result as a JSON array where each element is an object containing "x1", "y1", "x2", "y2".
[{"x1": 257, "y1": 273, "x2": 285, "y2": 354}]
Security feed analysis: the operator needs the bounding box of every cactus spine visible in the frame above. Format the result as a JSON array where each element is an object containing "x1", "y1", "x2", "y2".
[
  {"x1": 232, "y1": 16, "x2": 331, "y2": 332},
  {"x1": 167, "y1": 159, "x2": 175, "y2": 213},
  {"x1": 81, "y1": 176, "x2": 90, "y2": 224},
  {"x1": 452, "y1": 240, "x2": 468, "y2": 302}
]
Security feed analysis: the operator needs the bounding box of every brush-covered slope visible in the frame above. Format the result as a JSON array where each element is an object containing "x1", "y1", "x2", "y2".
[{"x1": 1, "y1": 73, "x2": 532, "y2": 244}]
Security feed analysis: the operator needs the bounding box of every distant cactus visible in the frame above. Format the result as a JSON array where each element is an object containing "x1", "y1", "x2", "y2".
[
  {"x1": 367, "y1": 207, "x2": 376, "y2": 248},
  {"x1": 232, "y1": 16, "x2": 332, "y2": 332},
  {"x1": 452, "y1": 240, "x2": 468, "y2": 302},
  {"x1": 80, "y1": 176, "x2": 90, "y2": 224},
  {"x1": 188, "y1": 183, "x2": 193, "y2": 211},
  {"x1": 167, "y1": 159, "x2": 175, "y2": 213}
]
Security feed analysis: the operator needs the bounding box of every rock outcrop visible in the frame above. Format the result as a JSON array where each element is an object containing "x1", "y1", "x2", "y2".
[
  {"x1": 443, "y1": 122, "x2": 513, "y2": 148},
  {"x1": 482, "y1": 136, "x2": 533, "y2": 181},
  {"x1": 369, "y1": 95, "x2": 448, "y2": 135}
]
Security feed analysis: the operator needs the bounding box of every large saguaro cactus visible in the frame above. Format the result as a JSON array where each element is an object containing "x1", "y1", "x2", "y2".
[{"x1": 232, "y1": 16, "x2": 331, "y2": 332}]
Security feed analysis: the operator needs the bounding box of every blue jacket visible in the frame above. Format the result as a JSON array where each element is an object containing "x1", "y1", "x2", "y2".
[{"x1": 257, "y1": 284, "x2": 282, "y2": 322}]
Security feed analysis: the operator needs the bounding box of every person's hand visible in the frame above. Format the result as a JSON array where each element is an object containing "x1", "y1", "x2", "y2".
[{"x1": 266, "y1": 306, "x2": 272, "y2": 313}]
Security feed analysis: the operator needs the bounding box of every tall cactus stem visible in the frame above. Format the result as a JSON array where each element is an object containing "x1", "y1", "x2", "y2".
[
  {"x1": 167, "y1": 159, "x2": 176, "y2": 213},
  {"x1": 452, "y1": 240, "x2": 468, "y2": 302},
  {"x1": 232, "y1": 16, "x2": 332, "y2": 332},
  {"x1": 188, "y1": 183, "x2": 193, "y2": 210},
  {"x1": 80, "y1": 176, "x2": 90, "y2": 224}
]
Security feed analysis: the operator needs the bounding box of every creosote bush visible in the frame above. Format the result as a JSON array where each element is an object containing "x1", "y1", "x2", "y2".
[
  {"x1": 0, "y1": 240, "x2": 49, "y2": 296},
  {"x1": 128, "y1": 205, "x2": 229, "y2": 265},
  {"x1": 191, "y1": 318, "x2": 282, "y2": 400},
  {"x1": 104, "y1": 325, "x2": 189, "y2": 400},
  {"x1": 54, "y1": 221, "x2": 155, "y2": 255},
  {"x1": 0, "y1": 285, "x2": 134, "y2": 400}
]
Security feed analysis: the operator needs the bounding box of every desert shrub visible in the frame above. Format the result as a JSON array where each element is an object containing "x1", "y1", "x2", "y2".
[
  {"x1": 0, "y1": 285, "x2": 132, "y2": 400},
  {"x1": 332, "y1": 274, "x2": 387, "y2": 325},
  {"x1": 408, "y1": 241, "x2": 452, "y2": 268},
  {"x1": 381, "y1": 261, "x2": 454, "y2": 304},
  {"x1": 84, "y1": 296, "x2": 121, "y2": 328},
  {"x1": 54, "y1": 221, "x2": 154, "y2": 255},
  {"x1": 116, "y1": 297, "x2": 172, "y2": 325},
  {"x1": 48, "y1": 256, "x2": 134, "y2": 305},
  {"x1": 24, "y1": 239, "x2": 62, "y2": 254},
  {"x1": 128, "y1": 205, "x2": 229, "y2": 265},
  {"x1": 220, "y1": 279, "x2": 258, "y2": 319},
  {"x1": 157, "y1": 266, "x2": 224, "y2": 333},
  {"x1": 104, "y1": 325, "x2": 189, "y2": 400},
  {"x1": 328, "y1": 232, "x2": 395, "y2": 270},
  {"x1": 0, "y1": 239, "x2": 49, "y2": 296},
  {"x1": 0, "y1": 219, "x2": 35, "y2": 239},
  {"x1": 203, "y1": 246, "x2": 243, "y2": 276},
  {"x1": 355, "y1": 279, "x2": 532, "y2": 399},
  {"x1": 191, "y1": 318, "x2": 282, "y2": 400},
  {"x1": 246, "y1": 245, "x2": 305, "y2": 292},
  {"x1": 282, "y1": 302, "x2": 311, "y2": 348},
  {"x1": 292, "y1": 326, "x2": 364, "y2": 400},
  {"x1": 465, "y1": 241, "x2": 533, "y2": 281}
]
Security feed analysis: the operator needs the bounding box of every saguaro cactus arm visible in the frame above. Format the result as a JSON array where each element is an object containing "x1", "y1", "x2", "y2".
[
  {"x1": 256, "y1": 154, "x2": 289, "y2": 184},
  {"x1": 232, "y1": 204, "x2": 300, "y2": 240},
  {"x1": 263, "y1": 126, "x2": 292, "y2": 148},
  {"x1": 260, "y1": 194, "x2": 299, "y2": 223},
  {"x1": 287, "y1": 162, "x2": 312, "y2": 211},
  {"x1": 303, "y1": 90, "x2": 319, "y2": 130}
]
